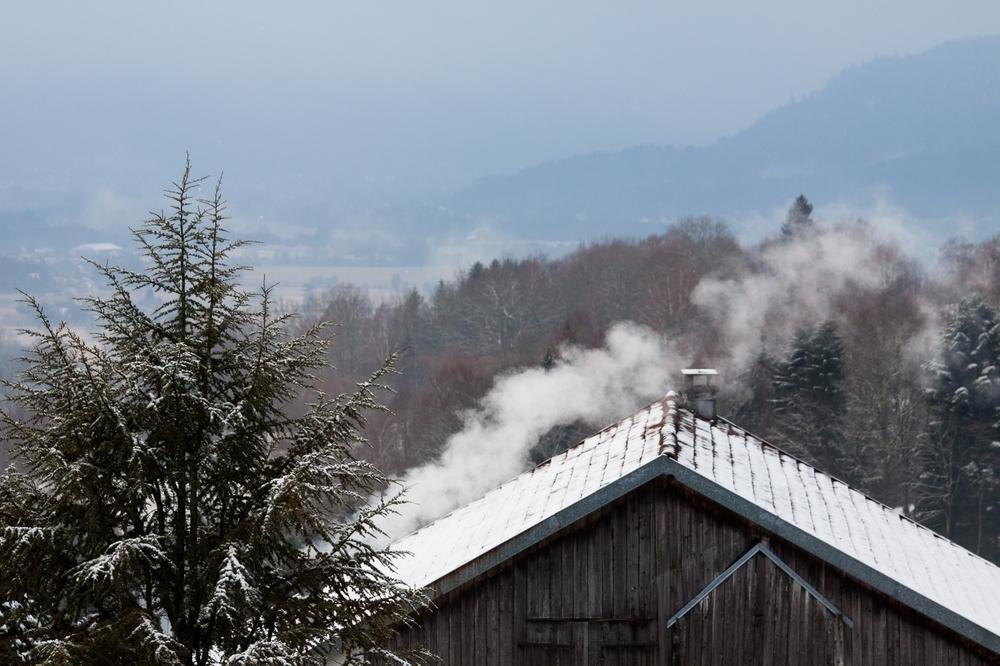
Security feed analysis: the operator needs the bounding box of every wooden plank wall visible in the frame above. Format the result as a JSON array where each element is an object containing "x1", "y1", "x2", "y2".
[{"x1": 381, "y1": 478, "x2": 1000, "y2": 665}]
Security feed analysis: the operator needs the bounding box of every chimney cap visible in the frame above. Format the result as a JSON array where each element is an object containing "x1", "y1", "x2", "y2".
[{"x1": 682, "y1": 369, "x2": 718, "y2": 420}]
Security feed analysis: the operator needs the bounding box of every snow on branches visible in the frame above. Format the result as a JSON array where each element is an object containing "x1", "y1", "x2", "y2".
[{"x1": 0, "y1": 161, "x2": 428, "y2": 665}]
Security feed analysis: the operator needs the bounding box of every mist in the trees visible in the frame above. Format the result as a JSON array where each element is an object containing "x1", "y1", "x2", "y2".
[
  {"x1": 8, "y1": 179, "x2": 1000, "y2": 585},
  {"x1": 371, "y1": 323, "x2": 684, "y2": 542},
  {"x1": 263, "y1": 196, "x2": 1000, "y2": 566}
]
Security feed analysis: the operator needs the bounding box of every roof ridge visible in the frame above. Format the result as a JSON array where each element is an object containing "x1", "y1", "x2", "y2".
[{"x1": 660, "y1": 391, "x2": 680, "y2": 457}]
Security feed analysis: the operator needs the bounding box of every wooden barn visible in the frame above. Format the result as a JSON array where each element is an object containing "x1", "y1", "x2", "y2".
[{"x1": 381, "y1": 389, "x2": 1000, "y2": 665}]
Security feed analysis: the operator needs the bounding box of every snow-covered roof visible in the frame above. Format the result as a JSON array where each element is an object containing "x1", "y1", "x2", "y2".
[{"x1": 391, "y1": 392, "x2": 1000, "y2": 653}]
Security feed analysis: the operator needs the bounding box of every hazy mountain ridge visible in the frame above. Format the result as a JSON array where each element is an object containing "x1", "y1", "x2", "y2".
[
  {"x1": 445, "y1": 36, "x2": 1000, "y2": 239},
  {"x1": 3, "y1": 36, "x2": 999, "y2": 276}
]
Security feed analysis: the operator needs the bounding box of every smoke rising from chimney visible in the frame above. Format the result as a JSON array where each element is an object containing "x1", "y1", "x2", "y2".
[
  {"x1": 692, "y1": 223, "x2": 904, "y2": 372},
  {"x1": 374, "y1": 215, "x2": 940, "y2": 543},
  {"x1": 374, "y1": 323, "x2": 683, "y2": 542}
]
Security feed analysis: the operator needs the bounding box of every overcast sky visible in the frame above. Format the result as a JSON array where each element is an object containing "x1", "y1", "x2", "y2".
[{"x1": 2, "y1": 1, "x2": 1000, "y2": 204}]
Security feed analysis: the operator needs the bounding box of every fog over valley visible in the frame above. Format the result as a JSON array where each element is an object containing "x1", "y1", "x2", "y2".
[{"x1": 3, "y1": 3, "x2": 1000, "y2": 279}]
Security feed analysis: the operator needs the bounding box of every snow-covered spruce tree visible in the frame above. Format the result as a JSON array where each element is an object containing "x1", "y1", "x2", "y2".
[
  {"x1": 0, "y1": 165, "x2": 427, "y2": 666},
  {"x1": 779, "y1": 195, "x2": 815, "y2": 239},
  {"x1": 920, "y1": 294, "x2": 1000, "y2": 558},
  {"x1": 771, "y1": 320, "x2": 847, "y2": 479}
]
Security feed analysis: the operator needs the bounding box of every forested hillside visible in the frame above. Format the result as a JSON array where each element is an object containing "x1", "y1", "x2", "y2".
[
  {"x1": 445, "y1": 36, "x2": 1000, "y2": 240},
  {"x1": 285, "y1": 200, "x2": 1000, "y2": 564},
  {"x1": 4, "y1": 198, "x2": 1000, "y2": 562}
]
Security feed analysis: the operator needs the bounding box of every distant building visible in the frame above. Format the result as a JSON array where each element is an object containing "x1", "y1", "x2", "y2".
[{"x1": 380, "y1": 391, "x2": 1000, "y2": 665}]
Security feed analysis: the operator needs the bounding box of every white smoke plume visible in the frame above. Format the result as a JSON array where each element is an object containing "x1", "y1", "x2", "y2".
[
  {"x1": 692, "y1": 224, "x2": 887, "y2": 371},
  {"x1": 375, "y1": 215, "x2": 942, "y2": 543},
  {"x1": 376, "y1": 322, "x2": 683, "y2": 542}
]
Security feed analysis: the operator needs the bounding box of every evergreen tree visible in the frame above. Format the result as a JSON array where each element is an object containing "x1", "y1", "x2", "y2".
[
  {"x1": 921, "y1": 295, "x2": 1000, "y2": 556},
  {"x1": 771, "y1": 320, "x2": 846, "y2": 477},
  {"x1": 780, "y1": 195, "x2": 815, "y2": 238},
  {"x1": 727, "y1": 347, "x2": 778, "y2": 437},
  {"x1": 0, "y1": 164, "x2": 426, "y2": 665}
]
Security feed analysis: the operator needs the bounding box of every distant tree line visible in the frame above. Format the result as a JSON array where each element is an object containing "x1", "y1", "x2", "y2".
[
  {"x1": 4, "y1": 196, "x2": 1000, "y2": 562},
  {"x1": 283, "y1": 199, "x2": 1000, "y2": 565}
]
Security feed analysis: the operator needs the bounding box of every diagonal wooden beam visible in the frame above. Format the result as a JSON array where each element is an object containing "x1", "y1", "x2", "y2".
[{"x1": 666, "y1": 541, "x2": 854, "y2": 628}]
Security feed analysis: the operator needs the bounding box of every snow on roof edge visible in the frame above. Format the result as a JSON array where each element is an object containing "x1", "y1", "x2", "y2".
[{"x1": 389, "y1": 393, "x2": 1000, "y2": 655}]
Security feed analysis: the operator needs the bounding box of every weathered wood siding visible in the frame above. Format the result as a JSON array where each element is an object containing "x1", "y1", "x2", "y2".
[{"x1": 386, "y1": 477, "x2": 1000, "y2": 665}]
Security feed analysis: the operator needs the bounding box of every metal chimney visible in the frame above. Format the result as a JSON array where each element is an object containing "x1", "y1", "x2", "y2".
[{"x1": 682, "y1": 369, "x2": 718, "y2": 420}]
